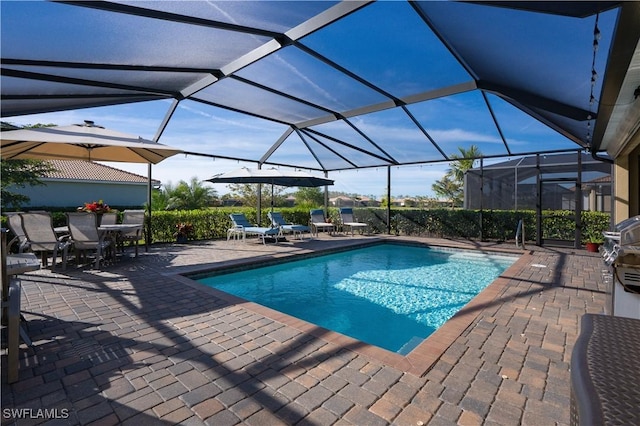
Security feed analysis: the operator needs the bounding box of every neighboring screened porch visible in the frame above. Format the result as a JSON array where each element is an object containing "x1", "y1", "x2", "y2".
[{"x1": 465, "y1": 152, "x2": 612, "y2": 212}]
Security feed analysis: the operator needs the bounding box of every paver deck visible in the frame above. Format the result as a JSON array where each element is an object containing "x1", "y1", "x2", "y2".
[{"x1": 1, "y1": 234, "x2": 606, "y2": 425}]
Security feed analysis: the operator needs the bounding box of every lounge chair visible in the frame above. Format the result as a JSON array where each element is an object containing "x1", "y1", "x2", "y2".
[
  {"x1": 310, "y1": 209, "x2": 334, "y2": 237},
  {"x1": 228, "y1": 213, "x2": 279, "y2": 244},
  {"x1": 268, "y1": 211, "x2": 310, "y2": 240},
  {"x1": 339, "y1": 207, "x2": 368, "y2": 236},
  {"x1": 66, "y1": 212, "x2": 112, "y2": 269},
  {"x1": 20, "y1": 212, "x2": 72, "y2": 270}
]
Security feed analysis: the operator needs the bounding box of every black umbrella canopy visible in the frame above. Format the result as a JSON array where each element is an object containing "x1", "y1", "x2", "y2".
[{"x1": 206, "y1": 167, "x2": 334, "y2": 187}]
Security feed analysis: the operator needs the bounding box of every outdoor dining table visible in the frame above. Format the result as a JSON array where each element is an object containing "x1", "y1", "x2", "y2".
[
  {"x1": 54, "y1": 224, "x2": 143, "y2": 261},
  {"x1": 54, "y1": 224, "x2": 143, "y2": 234}
]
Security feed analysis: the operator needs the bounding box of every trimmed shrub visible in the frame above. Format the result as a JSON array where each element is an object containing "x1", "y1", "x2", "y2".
[{"x1": 1, "y1": 206, "x2": 611, "y2": 246}]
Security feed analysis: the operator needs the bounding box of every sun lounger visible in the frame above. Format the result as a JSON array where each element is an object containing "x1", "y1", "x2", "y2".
[
  {"x1": 229, "y1": 213, "x2": 279, "y2": 244},
  {"x1": 339, "y1": 207, "x2": 368, "y2": 236},
  {"x1": 310, "y1": 209, "x2": 334, "y2": 237},
  {"x1": 268, "y1": 211, "x2": 310, "y2": 240}
]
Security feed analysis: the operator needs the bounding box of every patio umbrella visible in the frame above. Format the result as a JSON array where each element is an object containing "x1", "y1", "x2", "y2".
[
  {"x1": 206, "y1": 167, "x2": 333, "y2": 188},
  {"x1": 206, "y1": 167, "x2": 334, "y2": 216},
  {"x1": 0, "y1": 121, "x2": 182, "y2": 164},
  {"x1": 1, "y1": 121, "x2": 182, "y2": 253}
]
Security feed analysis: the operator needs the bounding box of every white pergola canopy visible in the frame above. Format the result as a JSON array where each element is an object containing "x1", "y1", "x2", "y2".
[{"x1": 2, "y1": 1, "x2": 639, "y2": 171}]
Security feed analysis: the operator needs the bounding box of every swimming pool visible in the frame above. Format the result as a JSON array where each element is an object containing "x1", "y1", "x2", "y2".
[{"x1": 194, "y1": 243, "x2": 518, "y2": 353}]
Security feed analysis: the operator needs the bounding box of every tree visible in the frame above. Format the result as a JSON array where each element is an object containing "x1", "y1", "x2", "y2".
[
  {"x1": 1, "y1": 159, "x2": 56, "y2": 210},
  {"x1": 1, "y1": 122, "x2": 58, "y2": 210},
  {"x1": 431, "y1": 175, "x2": 461, "y2": 207},
  {"x1": 163, "y1": 177, "x2": 218, "y2": 210},
  {"x1": 150, "y1": 183, "x2": 173, "y2": 211},
  {"x1": 294, "y1": 187, "x2": 324, "y2": 207},
  {"x1": 431, "y1": 145, "x2": 482, "y2": 208},
  {"x1": 448, "y1": 145, "x2": 482, "y2": 183},
  {"x1": 227, "y1": 183, "x2": 287, "y2": 207}
]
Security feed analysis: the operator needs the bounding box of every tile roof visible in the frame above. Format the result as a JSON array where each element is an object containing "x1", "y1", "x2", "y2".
[
  {"x1": 42, "y1": 160, "x2": 160, "y2": 184},
  {"x1": 586, "y1": 175, "x2": 612, "y2": 183}
]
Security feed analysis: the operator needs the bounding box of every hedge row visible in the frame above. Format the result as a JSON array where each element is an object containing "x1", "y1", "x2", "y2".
[
  {"x1": 384, "y1": 209, "x2": 610, "y2": 243},
  {"x1": 145, "y1": 207, "x2": 611, "y2": 244},
  {"x1": 2, "y1": 207, "x2": 611, "y2": 245}
]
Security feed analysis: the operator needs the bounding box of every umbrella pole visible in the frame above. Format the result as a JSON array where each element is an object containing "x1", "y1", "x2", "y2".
[{"x1": 146, "y1": 164, "x2": 152, "y2": 252}]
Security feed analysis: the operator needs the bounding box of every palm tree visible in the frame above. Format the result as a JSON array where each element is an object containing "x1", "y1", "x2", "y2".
[
  {"x1": 165, "y1": 177, "x2": 218, "y2": 210},
  {"x1": 151, "y1": 184, "x2": 172, "y2": 211},
  {"x1": 431, "y1": 145, "x2": 482, "y2": 208},
  {"x1": 448, "y1": 145, "x2": 482, "y2": 182}
]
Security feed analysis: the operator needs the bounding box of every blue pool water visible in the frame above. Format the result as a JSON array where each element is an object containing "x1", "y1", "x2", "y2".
[{"x1": 195, "y1": 244, "x2": 518, "y2": 353}]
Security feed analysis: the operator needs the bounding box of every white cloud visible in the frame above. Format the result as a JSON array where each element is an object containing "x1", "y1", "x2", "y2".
[
  {"x1": 2, "y1": 103, "x2": 500, "y2": 197},
  {"x1": 428, "y1": 128, "x2": 502, "y2": 144}
]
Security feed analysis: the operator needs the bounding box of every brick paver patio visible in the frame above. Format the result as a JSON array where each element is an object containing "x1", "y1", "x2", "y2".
[{"x1": 1, "y1": 235, "x2": 606, "y2": 425}]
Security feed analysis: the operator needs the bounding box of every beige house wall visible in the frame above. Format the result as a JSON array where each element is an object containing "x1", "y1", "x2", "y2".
[
  {"x1": 613, "y1": 155, "x2": 629, "y2": 224},
  {"x1": 612, "y1": 142, "x2": 640, "y2": 225}
]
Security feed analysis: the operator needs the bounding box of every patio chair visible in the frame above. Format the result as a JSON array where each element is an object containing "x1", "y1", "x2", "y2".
[
  {"x1": 98, "y1": 212, "x2": 122, "y2": 257},
  {"x1": 268, "y1": 211, "x2": 310, "y2": 240},
  {"x1": 119, "y1": 210, "x2": 144, "y2": 256},
  {"x1": 99, "y1": 212, "x2": 118, "y2": 225},
  {"x1": 5, "y1": 212, "x2": 30, "y2": 253},
  {"x1": 339, "y1": 207, "x2": 368, "y2": 236},
  {"x1": 66, "y1": 212, "x2": 112, "y2": 269},
  {"x1": 228, "y1": 213, "x2": 279, "y2": 244},
  {"x1": 19, "y1": 212, "x2": 72, "y2": 270},
  {"x1": 310, "y1": 209, "x2": 334, "y2": 237}
]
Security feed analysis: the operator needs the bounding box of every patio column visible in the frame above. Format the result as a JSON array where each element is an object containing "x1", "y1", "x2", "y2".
[
  {"x1": 536, "y1": 154, "x2": 541, "y2": 246},
  {"x1": 589, "y1": 187, "x2": 597, "y2": 212},
  {"x1": 479, "y1": 157, "x2": 483, "y2": 241},
  {"x1": 324, "y1": 171, "x2": 329, "y2": 212},
  {"x1": 258, "y1": 163, "x2": 263, "y2": 225},
  {"x1": 387, "y1": 166, "x2": 391, "y2": 235},
  {"x1": 575, "y1": 151, "x2": 582, "y2": 249}
]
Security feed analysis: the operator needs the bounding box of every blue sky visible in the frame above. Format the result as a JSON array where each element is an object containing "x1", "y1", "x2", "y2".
[
  {"x1": 2, "y1": 92, "x2": 582, "y2": 199},
  {"x1": 2, "y1": 1, "x2": 614, "y2": 199},
  {"x1": 5, "y1": 104, "x2": 461, "y2": 199}
]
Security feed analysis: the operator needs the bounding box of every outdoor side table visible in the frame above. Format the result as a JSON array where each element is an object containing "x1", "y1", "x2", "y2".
[{"x1": 287, "y1": 225, "x2": 310, "y2": 240}]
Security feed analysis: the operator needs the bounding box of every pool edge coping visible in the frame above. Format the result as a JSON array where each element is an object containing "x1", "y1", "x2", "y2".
[
  {"x1": 168, "y1": 238, "x2": 531, "y2": 377},
  {"x1": 404, "y1": 249, "x2": 533, "y2": 376}
]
